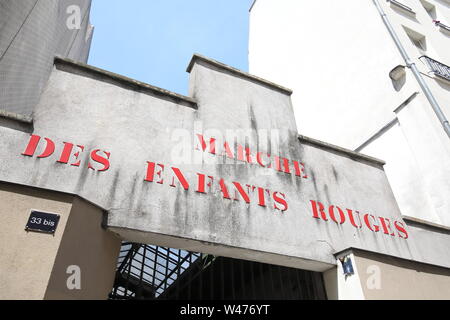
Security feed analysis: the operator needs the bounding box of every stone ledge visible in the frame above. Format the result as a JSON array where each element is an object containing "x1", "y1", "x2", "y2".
[
  {"x1": 0, "y1": 109, "x2": 33, "y2": 124},
  {"x1": 187, "y1": 53, "x2": 293, "y2": 96},
  {"x1": 298, "y1": 134, "x2": 386, "y2": 167},
  {"x1": 403, "y1": 215, "x2": 450, "y2": 233},
  {"x1": 334, "y1": 247, "x2": 450, "y2": 270},
  {"x1": 54, "y1": 57, "x2": 198, "y2": 110}
]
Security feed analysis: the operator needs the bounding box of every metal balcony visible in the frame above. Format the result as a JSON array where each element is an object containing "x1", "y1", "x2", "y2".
[{"x1": 420, "y1": 56, "x2": 450, "y2": 81}]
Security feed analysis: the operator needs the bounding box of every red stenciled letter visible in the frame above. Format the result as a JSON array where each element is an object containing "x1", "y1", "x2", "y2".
[
  {"x1": 310, "y1": 200, "x2": 328, "y2": 221},
  {"x1": 232, "y1": 182, "x2": 251, "y2": 203},
  {"x1": 256, "y1": 152, "x2": 271, "y2": 168},
  {"x1": 293, "y1": 161, "x2": 308, "y2": 179},
  {"x1": 58, "y1": 142, "x2": 85, "y2": 167},
  {"x1": 237, "y1": 145, "x2": 253, "y2": 164},
  {"x1": 394, "y1": 221, "x2": 409, "y2": 239},
  {"x1": 274, "y1": 156, "x2": 291, "y2": 174},
  {"x1": 346, "y1": 209, "x2": 362, "y2": 228},
  {"x1": 379, "y1": 217, "x2": 396, "y2": 236},
  {"x1": 222, "y1": 142, "x2": 235, "y2": 159},
  {"x1": 273, "y1": 192, "x2": 288, "y2": 212},
  {"x1": 22, "y1": 135, "x2": 55, "y2": 158},
  {"x1": 145, "y1": 162, "x2": 165, "y2": 184},
  {"x1": 255, "y1": 187, "x2": 270, "y2": 207},
  {"x1": 329, "y1": 205, "x2": 346, "y2": 224},
  {"x1": 364, "y1": 214, "x2": 380, "y2": 232},
  {"x1": 88, "y1": 149, "x2": 110, "y2": 172},
  {"x1": 196, "y1": 174, "x2": 214, "y2": 194},
  {"x1": 219, "y1": 179, "x2": 231, "y2": 199},
  {"x1": 169, "y1": 167, "x2": 189, "y2": 190},
  {"x1": 195, "y1": 134, "x2": 216, "y2": 154}
]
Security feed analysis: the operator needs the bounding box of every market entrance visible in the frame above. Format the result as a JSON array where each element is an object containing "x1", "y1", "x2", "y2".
[{"x1": 109, "y1": 242, "x2": 327, "y2": 300}]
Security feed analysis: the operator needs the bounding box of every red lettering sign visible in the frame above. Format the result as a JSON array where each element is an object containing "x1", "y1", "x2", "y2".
[
  {"x1": 20, "y1": 133, "x2": 408, "y2": 241},
  {"x1": 22, "y1": 135, "x2": 110, "y2": 172},
  {"x1": 195, "y1": 134, "x2": 309, "y2": 180},
  {"x1": 310, "y1": 200, "x2": 408, "y2": 239}
]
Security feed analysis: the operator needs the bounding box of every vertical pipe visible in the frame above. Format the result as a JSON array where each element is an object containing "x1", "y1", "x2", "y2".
[{"x1": 373, "y1": 0, "x2": 450, "y2": 138}]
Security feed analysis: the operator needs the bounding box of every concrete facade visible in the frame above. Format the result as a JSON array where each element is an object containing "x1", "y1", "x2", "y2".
[
  {"x1": 0, "y1": 0, "x2": 93, "y2": 117},
  {"x1": 0, "y1": 56, "x2": 436, "y2": 272},
  {"x1": 1, "y1": 1, "x2": 450, "y2": 300},
  {"x1": 0, "y1": 55, "x2": 449, "y2": 301}
]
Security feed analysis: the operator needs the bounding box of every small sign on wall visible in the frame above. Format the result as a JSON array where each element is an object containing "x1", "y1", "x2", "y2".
[{"x1": 25, "y1": 210, "x2": 60, "y2": 234}]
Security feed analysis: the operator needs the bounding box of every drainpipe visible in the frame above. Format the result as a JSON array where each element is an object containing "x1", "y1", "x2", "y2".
[{"x1": 373, "y1": 0, "x2": 450, "y2": 138}]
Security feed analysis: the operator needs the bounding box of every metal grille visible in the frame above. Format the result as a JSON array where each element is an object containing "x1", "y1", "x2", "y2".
[
  {"x1": 110, "y1": 242, "x2": 327, "y2": 300},
  {"x1": 420, "y1": 55, "x2": 450, "y2": 81},
  {"x1": 109, "y1": 242, "x2": 202, "y2": 299}
]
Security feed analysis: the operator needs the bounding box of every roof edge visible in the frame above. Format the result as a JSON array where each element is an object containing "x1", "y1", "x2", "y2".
[
  {"x1": 298, "y1": 134, "x2": 386, "y2": 166},
  {"x1": 0, "y1": 109, "x2": 33, "y2": 124},
  {"x1": 186, "y1": 53, "x2": 293, "y2": 96},
  {"x1": 403, "y1": 215, "x2": 450, "y2": 233},
  {"x1": 334, "y1": 247, "x2": 450, "y2": 270},
  {"x1": 54, "y1": 57, "x2": 198, "y2": 109}
]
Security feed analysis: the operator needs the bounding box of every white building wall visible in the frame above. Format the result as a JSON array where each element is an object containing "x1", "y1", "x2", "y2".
[{"x1": 249, "y1": 0, "x2": 450, "y2": 227}]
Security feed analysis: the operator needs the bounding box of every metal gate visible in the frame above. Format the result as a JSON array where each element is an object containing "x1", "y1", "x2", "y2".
[{"x1": 109, "y1": 242, "x2": 327, "y2": 300}]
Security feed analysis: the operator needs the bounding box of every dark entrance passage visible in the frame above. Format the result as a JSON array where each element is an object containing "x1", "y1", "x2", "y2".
[{"x1": 109, "y1": 242, "x2": 327, "y2": 300}]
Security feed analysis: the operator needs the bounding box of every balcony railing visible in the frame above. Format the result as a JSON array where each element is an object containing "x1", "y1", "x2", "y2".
[{"x1": 420, "y1": 56, "x2": 450, "y2": 81}]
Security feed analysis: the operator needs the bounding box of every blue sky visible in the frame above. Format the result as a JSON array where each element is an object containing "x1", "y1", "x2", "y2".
[{"x1": 88, "y1": 0, "x2": 254, "y2": 95}]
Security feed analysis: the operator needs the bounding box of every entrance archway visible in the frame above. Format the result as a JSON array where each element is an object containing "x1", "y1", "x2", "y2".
[{"x1": 109, "y1": 242, "x2": 327, "y2": 300}]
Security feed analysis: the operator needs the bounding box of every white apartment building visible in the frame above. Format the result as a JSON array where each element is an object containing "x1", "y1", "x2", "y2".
[{"x1": 249, "y1": 0, "x2": 450, "y2": 228}]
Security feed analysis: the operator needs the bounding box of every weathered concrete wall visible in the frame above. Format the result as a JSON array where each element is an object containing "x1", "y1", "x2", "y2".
[
  {"x1": 0, "y1": 183, "x2": 73, "y2": 299},
  {"x1": 325, "y1": 246, "x2": 450, "y2": 300},
  {"x1": 44, "y1": 197, "x2": 121, "y2": 300},
  {"x1": 0, "y1": 182, "x2": 120, "y2": 300},
  {"x1": 1, "y1": 56, "x2": 448, "y2": 273},
  {"x1": 0, "y1": 0, "x2": 93, "y2": 116},
  {"x1": 354, "y1": 249, "x2": 450, "y2": 300}
]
